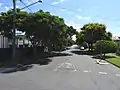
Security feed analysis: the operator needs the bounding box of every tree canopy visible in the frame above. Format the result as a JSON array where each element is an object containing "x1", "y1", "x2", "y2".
[
  {"x1": 0, "y1": 9, "x2": 76, "y2": 51},
  {"x1": 76, "y1": 23, "x2": 113, "y2": 51}
]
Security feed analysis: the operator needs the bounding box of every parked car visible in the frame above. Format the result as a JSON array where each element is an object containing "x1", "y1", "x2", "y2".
[{"x1": 80, "y1": 46, "x2": 85, "y2": 50}]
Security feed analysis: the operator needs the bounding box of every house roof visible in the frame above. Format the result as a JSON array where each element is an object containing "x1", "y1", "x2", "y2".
[{"x1": 112, "y1": 36, "x2": 120, "y2": 41}]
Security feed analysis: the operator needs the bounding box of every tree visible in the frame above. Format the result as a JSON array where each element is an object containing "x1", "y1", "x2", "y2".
[
  {"x1": 107, "y1": 32, "x2": 112, "y2": 38},
  {"x1": 66, "y1": 26, "x2": 76, "y2": 38},
  {"x1": 66, "y1": 37, "x2": 75, "y2": 46},
  {"x1": 103, "y1": 31, "x2": 112, "y2": 40},
  {"x1": 20, "y1": 10, "x2": 68, "y2": 51},
  {"x1": 81, "y1": 23, "x2": 106, "y2": 51},
  {"x1": 116, "y1": 43, "x2": 120, "y2": 56},
  {"x1": 95, "y1": 40, "x2": 117, "y2": 56},
  {"x1": 76, "y1": 31, "x2": 85, "y2": 45},
  {"x1": 0, "y1": 8, "x2": 27, "y2": 38}
]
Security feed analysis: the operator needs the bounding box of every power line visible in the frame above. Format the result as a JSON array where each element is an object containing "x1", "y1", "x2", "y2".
[
  {"x1": 20, "y1": 0, "x2": 42, "y2": 10},
  {"x1": 19, "y1": 0, "x2": 33, "y2": 13},
  {"x1": 2, "y1": 1, "x2": 120, "y2": 22}
]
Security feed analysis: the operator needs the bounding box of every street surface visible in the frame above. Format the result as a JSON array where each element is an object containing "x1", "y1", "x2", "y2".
[{"x1": 0, "y1": 45, "x2": 120, "y2": 90}]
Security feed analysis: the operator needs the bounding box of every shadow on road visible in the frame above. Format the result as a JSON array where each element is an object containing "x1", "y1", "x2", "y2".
[
  {"x1": 71, "y1": 50, "x2": 96, "y2": 56},
  {"x1": 1, "y1": 65, "x2": 33, "y2": 74},
  {"x1": 0, "y1": 52, "x2": 72, "y2": 74},
  {"x1": 92, "y1": 54, "x2": 116, "y2": 60},
  {"x1": 48, "y1": 52, "x2": 72, "y2": 57}
]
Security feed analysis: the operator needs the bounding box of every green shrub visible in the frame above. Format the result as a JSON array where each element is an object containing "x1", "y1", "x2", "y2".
[
  {"x1": 95, "y1": 40, "x2": 117, "y2": 54},
  {"x1": 116, "y1": 43, "x2": 120, "y2": 56}
]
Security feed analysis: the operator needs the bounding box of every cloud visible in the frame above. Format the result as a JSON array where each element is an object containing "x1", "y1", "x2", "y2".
[
  {"x1": 22, "y1": 0, "x2": 39, "y2": 5},
  {"x1": 76, "y1": 15, "x2": 91, "y2": 20},
  {"x1": 0, "y1": 3, "x2": 3, "y2": 7},
  {"x1": 51, "y1": 2, "x2": 59, "y2": 5},
  {"x1": 4, "y1": 6, "x2": 9, "y2": 11},
  {"x1": 65, "y1": 20, "x2": 82, "y2": 41},
  {"x1": 59, "y1": 9, "x2": 73, "y2": 14},
  {"x1": 51, "y1": 0, "x2": 65, "y2": 5},
  {"x1": 59, "y1": 9, "x2": 67, "y2": 12},
  {"x1": 65, "y1": 20, "x2": 82, "y2": 30}
]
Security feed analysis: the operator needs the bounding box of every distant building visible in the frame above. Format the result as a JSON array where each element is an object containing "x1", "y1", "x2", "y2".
[
  {"x1": 0, "y1": 31, "x2": 32, "y2": 48},
  {"x1": 112, "y1": 36, "x2": 120, "y2": 43},
  {"x1": 112, "y1": 36, "x2": 120, "y2": 54},
  {"x1": 16, "y1": 34, "x2": 32, "y2": 48}
]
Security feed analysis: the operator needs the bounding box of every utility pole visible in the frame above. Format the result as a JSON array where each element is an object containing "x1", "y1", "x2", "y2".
[
  {"x1": 12, "y1": 0, "x2": 16, "y2": 65},
  {"x1": 11, "y1": 0, "x2": 42, "y2": 66}
]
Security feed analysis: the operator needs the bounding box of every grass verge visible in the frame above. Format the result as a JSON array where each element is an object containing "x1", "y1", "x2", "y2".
[{"x1": 106, "y1": 53, "x2": 120, "y2": 68}]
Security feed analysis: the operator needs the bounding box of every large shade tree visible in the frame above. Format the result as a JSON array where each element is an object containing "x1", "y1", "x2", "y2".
[
  {"x1": 0, "y1": 9, "x2": 76, "y2": 52},
  {"x1": 17, "y1": 10, "x2": 70, "y2": 52},
  {"x1": 78, "y1": 23, "x2": 112, "y2": 51}
]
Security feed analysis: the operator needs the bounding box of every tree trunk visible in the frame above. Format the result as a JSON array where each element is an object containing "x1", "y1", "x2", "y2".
[
  {"x1": 91, "y1": 43, "x2": 93, "y2": 51},
  {"x1": 88, "y1": 44, "x2": 91, "y2": 51},
  {"x1": 103, "y1": 53, "x2": 105, "y2": 59}
]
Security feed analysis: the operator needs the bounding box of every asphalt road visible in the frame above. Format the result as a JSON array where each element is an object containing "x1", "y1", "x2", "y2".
[{"x1": 0, "y1": 46, "x2": 120, "y2": 90}]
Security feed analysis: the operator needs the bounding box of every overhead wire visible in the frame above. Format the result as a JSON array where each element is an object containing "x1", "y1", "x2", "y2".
[
  {"x1": 20, "y1": 0, "x2": 42, "y2": 10},
  {"x1": 19, "y1": 0, "x2": 33, "y2": 13},
  {"x1": 2, "y1": 1, "x2": 120, "y2": 22}
]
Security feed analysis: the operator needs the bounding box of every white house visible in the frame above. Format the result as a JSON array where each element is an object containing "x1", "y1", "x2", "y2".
[
  {"x1": 0, "y1": 35, "x2": 9, "y2": 48},
  {"x1": 112, "y1": 36, "x2": 120, "y2": 43}
]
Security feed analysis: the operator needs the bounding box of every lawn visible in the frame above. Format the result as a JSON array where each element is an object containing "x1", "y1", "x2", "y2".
[{"x1": 106, "y1": 53, "x2": 120, "y2": 67}]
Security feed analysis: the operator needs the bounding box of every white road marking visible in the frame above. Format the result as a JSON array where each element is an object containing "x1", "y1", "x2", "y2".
[
  {"x1": 54, "y1": 62, "x2": 77, "y2": 72},
  {"x1": 57, "y1": 65, "x2": 61, "y2": 68},
  {"x1": 83, "y1": 70, "x2": 91, "y2": 73},
  {"x1": 116, "y1": 74, "x2": 120, "y2": 77},
  {"x1": 65, "y1": 62, "x2": 72, "y2": 66},
  {"x1": 99, "y1": 62, "x2": 109, "y2": 65},
  {"x1": 98, "y1": 72, "x2": 107, "y2": 75},
  {"x1": 95, "y1": 59, "x2": 109, "y2": 65},
  {"x1": 84, "y1": 70, "x2": 89, "y2": 72},
  {"x1": 72, "y1": 69, "x2": 77, "y2": 72}
]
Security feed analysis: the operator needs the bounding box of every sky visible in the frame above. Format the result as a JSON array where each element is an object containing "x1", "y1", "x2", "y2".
[{"x1": 0, "y1": 0, "x2": 120, "y2": 37}]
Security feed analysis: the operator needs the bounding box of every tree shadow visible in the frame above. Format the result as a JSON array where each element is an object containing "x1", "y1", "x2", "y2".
[
  {"x1": 0, "y1": 52, "x2": 71, "y2": 74},
  {"x1": 47, "y1": 52, "x2": 72, "y2": 57},
  {"x1": 92, "y1": 54, "x2": 116, "y2": 60},
  {"x1": 35, "y1": 58, "x2": 52, "y2": 65},
  {"x1": 0, "y1": 64, "x2": 33, "y2": 74},
  {"x1": 71, "y1": 50, "x2": 96, "y2": 56},
  {"x1": 104, "y1": 55, "x2": 116, "y2": 59}
]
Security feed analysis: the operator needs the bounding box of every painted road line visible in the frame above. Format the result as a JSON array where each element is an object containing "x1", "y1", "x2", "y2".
[
  {"x1": 84, "y1": 70, "x2": 89, "y2": 73},
  {"x1": 98, "y1": 72, "x2": 107, "y2": 75},
  {"x1": 83, "y1": 70, "x2": 92, "y2": 73},
  {"x1": 116, "y1": 74, "x2": 120, "y2": 77}
]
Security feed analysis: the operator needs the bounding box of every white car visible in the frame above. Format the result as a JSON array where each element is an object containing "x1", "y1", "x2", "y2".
[{"x1": 80, "y1": 46, "x2": 84, "y2": 50}]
